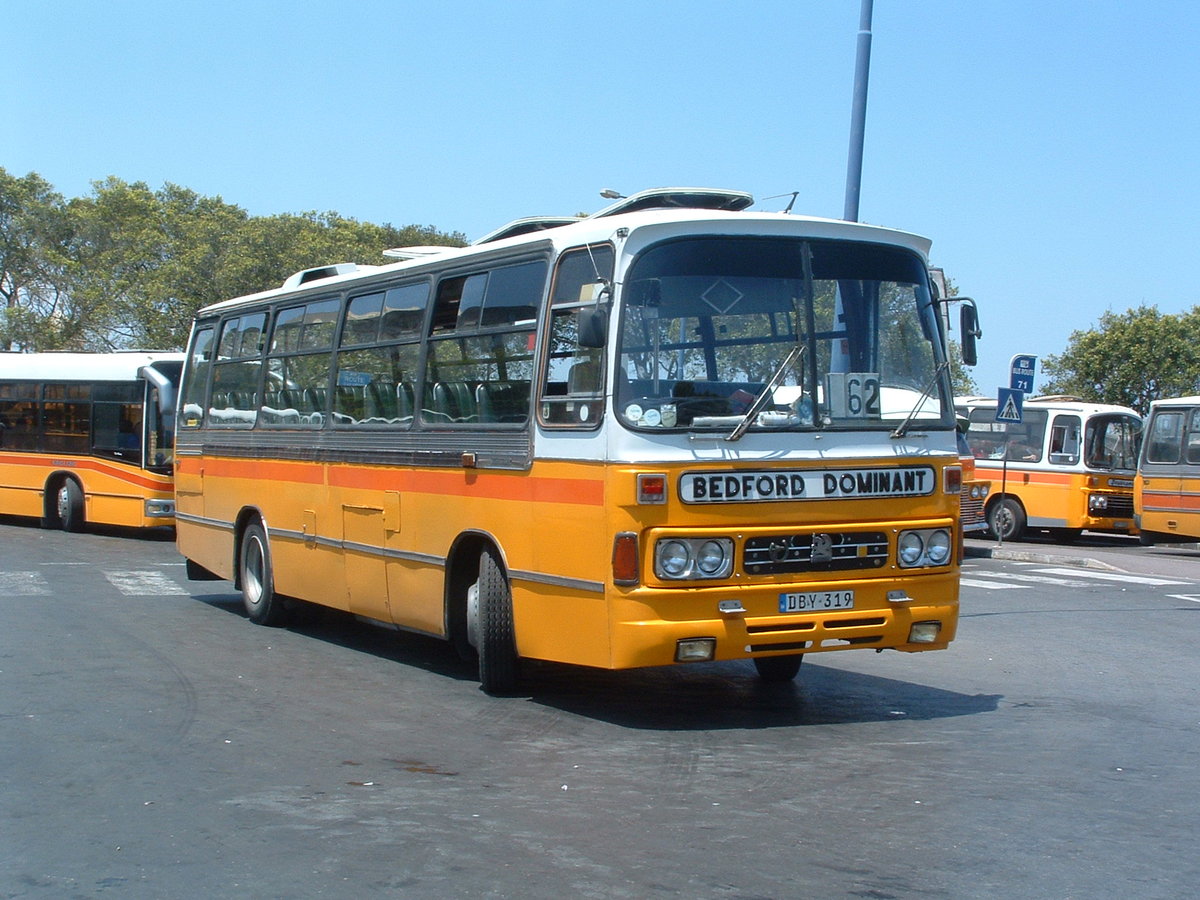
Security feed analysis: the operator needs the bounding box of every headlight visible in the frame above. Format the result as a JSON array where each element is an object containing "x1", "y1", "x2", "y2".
[
  {"x1": 659, "y1": 540, "x2": 691, "y2": 577},
  {"x1": 898, "y1": 528, "x2": 953, "y2": 568},
  {"x1": 926, "y1": 530, "x2": 951, "y2": 565},
  {"x1": 1089, "y1": 494, "x2": 1109, "y2": 512},
  {"x1": 696, "y1": 540, "x2": 728, "y2": 576},
  {"x1": 655, "y1": 537, "x2": 734, "y2": 580},
  {"x1": 898, "y1": 532, "x2": 925, "y2": 565}
]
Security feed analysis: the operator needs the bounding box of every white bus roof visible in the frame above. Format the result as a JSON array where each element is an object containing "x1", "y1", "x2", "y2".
[
  {"x1": 0, "y1": 351, "x2": 185, "y2": 383},
  {"x1": 1148, "y1": 396, "x2": 1200, "y2": 408},
  {"x1": 958, "y1": 395, "x2": 1140, "y2": 417},
  {"x1": 196, "y1": 188, "x2": 935, "y2": 318}
]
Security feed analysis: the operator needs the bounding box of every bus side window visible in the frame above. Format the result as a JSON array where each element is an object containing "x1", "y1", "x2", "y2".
[{"x1": 1048, "y1": 415, "x2": 1081, "y2": 465}]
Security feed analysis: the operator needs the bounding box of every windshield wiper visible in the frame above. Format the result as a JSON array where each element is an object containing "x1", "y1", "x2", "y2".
[
  {"x1": 890, "y1": 360, "x2": 950, "y2": 439},
  {"x1": 726, "y1": 344, "x2": 806, "y2": 442}
]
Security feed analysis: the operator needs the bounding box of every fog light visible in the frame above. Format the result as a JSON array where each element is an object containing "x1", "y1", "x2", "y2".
[
  {"x1": 676, "y1": 638, "x2": 716, "y2": 662},
  {"x1": 908, "y1": 621, "x2": 941, "y2": 643}
]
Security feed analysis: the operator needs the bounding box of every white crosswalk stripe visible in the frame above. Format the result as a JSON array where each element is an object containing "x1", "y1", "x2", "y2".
[
  {"x1": 0, "y1": 572, "x2": 52, "y2": 596},
  {"x1": 103, "y1": 570, "x2": 190, "y2": 596},
  {"x1": 961, "y1": 564, "x2": 1193, "y2": 592},
  {"x1": 1026, "y1": 567, "x2": 1191, "y2": 587}
]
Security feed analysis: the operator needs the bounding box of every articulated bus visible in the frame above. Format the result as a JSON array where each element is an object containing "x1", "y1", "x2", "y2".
[
  {"x1": 0, "y1": 351, "x2": 183, "y2": 531},
  {"x1": 175, "y1": 187, "x2": 977, "y2": 693},
  {"x1": 958, "y1": 396, "x2": 1142, "y2": 541},
  {"x1": 1136, "y1": 396, "x2": 1200, "y2": 544}
]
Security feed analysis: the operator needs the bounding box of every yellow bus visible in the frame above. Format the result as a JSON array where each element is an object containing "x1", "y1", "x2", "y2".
[
  {"x1": 958, "y1": 396, "x2": 1142, "y2": 541},
  {"x1": 1136, "y1": 396, "x2": 1200, "y2": 544},
  {"x1": 175, "y1": 187, "x2": 976, "y2": 692},
  {"x1": 0, "y1": 351, "x2": 183, "y2": 531}
]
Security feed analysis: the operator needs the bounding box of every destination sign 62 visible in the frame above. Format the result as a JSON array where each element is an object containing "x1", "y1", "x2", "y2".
[{"x1": 679, "y1": 466, "x2": 936, "y2": 503}]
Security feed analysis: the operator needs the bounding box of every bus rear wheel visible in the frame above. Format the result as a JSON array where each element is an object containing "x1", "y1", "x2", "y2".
[
  {"x1": 987, "y1": 497, "x2": 1026, "y2": 541},
  {"x1": 472, "y1": 547, "x2": 519, "y2": 694},
  {"x1": 754, "y1": 654, "x2": 804, "y2": 682},
  {"x1": 239, "y1": 521, "x2": 289, "y2": 626},
  {"x1": 56, "y1": 479, "x2": 85, "y2": 533}
]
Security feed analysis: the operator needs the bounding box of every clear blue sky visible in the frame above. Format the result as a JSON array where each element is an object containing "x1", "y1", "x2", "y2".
[{"x1": 6, "y1": 1, "x2": 1198, "y2": 394}]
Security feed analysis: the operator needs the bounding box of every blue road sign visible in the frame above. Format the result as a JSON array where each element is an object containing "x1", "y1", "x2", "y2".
[
  {"x1": 996, "y1": 388, "x2": 1024, "y2": 423},
  {"x1": 1010, "y1": 354, "x2": 1037, "y2": 393}
]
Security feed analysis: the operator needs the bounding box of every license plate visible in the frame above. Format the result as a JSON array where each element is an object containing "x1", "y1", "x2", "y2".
[{"x1": 778, "y1": 590, "x2": 855, "y2": 613}]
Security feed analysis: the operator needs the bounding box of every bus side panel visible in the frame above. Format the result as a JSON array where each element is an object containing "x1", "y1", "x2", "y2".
[
  {"x1": 1137, "y1": 469, "x2": 1200, "y2": 541},
  {"x1": 1, "y1": 452, "x2": 173, "y2": 528}
]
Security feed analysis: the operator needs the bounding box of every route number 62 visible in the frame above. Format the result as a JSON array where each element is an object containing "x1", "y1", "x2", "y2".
[{"x1": 827, "y1": 372, "x2": 881, "y2": 418}]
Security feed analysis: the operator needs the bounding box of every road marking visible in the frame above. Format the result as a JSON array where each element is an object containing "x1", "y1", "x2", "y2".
[
  {"x1": 103, "y1": 570, "x2": 190, "y2": 596},
  {"x1": 1031, "y1": 567, "x2": 1191, "y2": 586},
  {"x1": 0, "y1": 572, "x2": 52, "y2": 596},
  {"x1": 960, "y1": 578, "x2": 1026, "y2": 590},
  {"x1": 968, "y1": 571, "x2": 1090, "y2": 587},
  {"x1": 1167, "y1": 594, "x2": 1200, "y2": 604}
]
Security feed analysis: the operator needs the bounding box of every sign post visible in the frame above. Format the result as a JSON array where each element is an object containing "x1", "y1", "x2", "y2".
[{"x1": 992, "y1": 355, "x2": 1037, "y2": 546}]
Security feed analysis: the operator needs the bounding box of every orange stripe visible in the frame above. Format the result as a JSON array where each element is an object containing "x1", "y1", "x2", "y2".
[
  {"x1": 196, "y1": 456, "x2": 605, "y2": 506},
  {"x1": 0, "y1": 452, "x2": 171, "y2": 492}
]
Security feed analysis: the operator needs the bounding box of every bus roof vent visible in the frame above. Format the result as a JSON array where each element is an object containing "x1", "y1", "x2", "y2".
[
  {"x1": 590, "y1": 187, "x2": 754, "y2": 219},
  {"x1": 281, "y1": 263, "x2": 365, "y2": 290},
  {"x1": 472, "y1": 216, "x2": 580, "y2": 245}
]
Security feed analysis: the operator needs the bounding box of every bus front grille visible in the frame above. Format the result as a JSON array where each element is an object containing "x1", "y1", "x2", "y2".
[{"x1": 743, "y1": 531, "x2": 888, "y2": 575}]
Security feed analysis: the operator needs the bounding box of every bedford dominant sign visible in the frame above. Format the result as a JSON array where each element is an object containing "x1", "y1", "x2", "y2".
[{"x1": 679, "y1": 465, "x2": 936, "y2": 503}]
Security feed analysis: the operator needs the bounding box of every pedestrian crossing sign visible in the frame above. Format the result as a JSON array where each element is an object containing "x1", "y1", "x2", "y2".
[{"x1": 996, "y1": 388, "x2": 1023, "y2": 423}]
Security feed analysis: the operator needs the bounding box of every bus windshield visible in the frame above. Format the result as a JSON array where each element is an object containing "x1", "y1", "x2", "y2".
[
  {"x1": 614, "y1": 236, "x2": 950, "y2": 434},
  {"x1": 1085, "y1": 413, "x2": 1142, "y2": 470}
]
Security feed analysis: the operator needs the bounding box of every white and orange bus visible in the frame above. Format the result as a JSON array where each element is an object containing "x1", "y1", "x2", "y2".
[
  {"x1": 958, "y1": 396, "x2": 1142, "y2": 541},
  {"x1": 1136, "y1": 396, "x2": 1200, "y2": 544},
  {"x1": 175, "y1": 187, "x2": 976, "y2": 692},
  {"x1": 0, "y1": 351, "x2": 183, "y2": 531}
]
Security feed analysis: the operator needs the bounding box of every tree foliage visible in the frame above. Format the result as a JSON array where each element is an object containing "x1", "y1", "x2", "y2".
[
  {"x1": 0, "y1": 169, "x2": 466, "y2": 352},
  {"x1": 1041, "y1": 304, "x2": 1200, "y2": 415}
]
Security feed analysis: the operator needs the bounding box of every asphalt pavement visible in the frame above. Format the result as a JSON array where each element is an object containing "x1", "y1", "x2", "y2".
[{"x1": 965, "y1": 532, "x2": 1200, "y2": 581}]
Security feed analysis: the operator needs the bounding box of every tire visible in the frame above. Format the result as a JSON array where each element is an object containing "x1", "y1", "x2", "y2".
[
  {"x1": 754, "y1": 654, "x2": 804, "y2": 682},
  {"x1": 987, "y1": 496, "x2": 1026, "y2": 541},
  {"x1": 474, "y1": 547, "x2": 519, "y2": 694},
  {"x1": 239, "y1": 521, "x2": 288, "y2": 626},
  {"x1": 57, "y1": 479, "x2": 85, "y2": 533}
]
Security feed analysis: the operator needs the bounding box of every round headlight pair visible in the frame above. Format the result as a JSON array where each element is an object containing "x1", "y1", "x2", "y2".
[
  {"x1": 656, "y1": 538, "x2": 732, "y2": 579},
  {"x1": 898, "y1": 529, "x2": 952, "y2": 568}
]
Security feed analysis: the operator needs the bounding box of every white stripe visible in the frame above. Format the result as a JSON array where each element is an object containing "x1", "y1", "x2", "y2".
[
  {"x1": 104, "y1": 570, "x2": 190, "y2": 596},
  {"x1": 1031, "y1": 567, "x2": 1191, "y2": 586},
  {"x1": 0, "y1": 572, "x2": 52, "y2": 596},
  {"x1": 968, "y1": 571, "x2": 1089, "y2": 587},
  {"x1": 960, "y1": 578, "x2": 1026, "y2": 590}
]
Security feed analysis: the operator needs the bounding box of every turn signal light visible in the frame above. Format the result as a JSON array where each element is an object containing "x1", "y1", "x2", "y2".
[{"x1": 612, "y1": 532, "x2": 640, "y2": 585}]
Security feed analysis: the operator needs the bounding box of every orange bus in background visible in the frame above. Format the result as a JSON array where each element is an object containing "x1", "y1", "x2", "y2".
[
  {"x1": 0, "y1": 352, "x2": 183, "y2": 531},
  {"x1": 175, "y1": 188, "x2": 977, "y2": 693},
  {"x1": 1136, "y1": 396, "x2": 1200, "y2": 544},
  {"x1": 959, "y1": 396, "x2": 1142, "y2": 541}
]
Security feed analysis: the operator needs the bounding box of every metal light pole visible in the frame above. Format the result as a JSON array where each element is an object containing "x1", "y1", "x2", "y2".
[{"x1": 843, "y1": 0, "x2": 874, "y2": 222}]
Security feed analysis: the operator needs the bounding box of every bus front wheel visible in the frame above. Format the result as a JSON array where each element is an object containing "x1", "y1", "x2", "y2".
[
  {"x1": 239, "y1": 522, "x2": 288, "y2": 626},
  {"x1": 987, "y1": 497, "x2": 1026, "y2": 541},
  {"x1": 472, "y1": 547, "x2": 519, "y2": 694},
  {"x1": 754, "y1": 654, "x2": 804, "y2": 682}
]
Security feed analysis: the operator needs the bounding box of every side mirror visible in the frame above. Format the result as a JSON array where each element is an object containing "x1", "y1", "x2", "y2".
[
  {"x1": 577, "y1": 306, "x2": 608, "y2": 349},
  {"x1": 959, "y1": 300, "x2": 981, "y2": 367}
]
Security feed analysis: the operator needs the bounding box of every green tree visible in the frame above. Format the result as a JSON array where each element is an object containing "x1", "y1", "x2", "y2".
[
  {"x1": 1041, "y1": 304, "x2": 1200, "y2": 415},
  {"x1": 0, "y1": 169, "x2": 73, "y2": 350},
  {"x1": 0, "y1": 171, "x2": 466, "y2": 351}
]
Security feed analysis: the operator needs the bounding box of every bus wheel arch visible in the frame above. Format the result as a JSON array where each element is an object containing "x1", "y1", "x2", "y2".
[
  {"x1": 43, "y1": 473, "x2": 85, "y2": 532},
  {"x1": 986, "y1": 494, "x2": 1027, "y2": 541}
]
